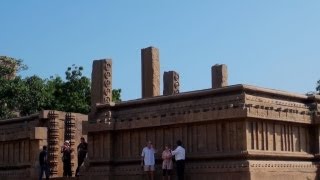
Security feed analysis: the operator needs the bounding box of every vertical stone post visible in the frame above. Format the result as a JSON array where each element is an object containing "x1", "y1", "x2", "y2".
[
  {"x1": 30, "y1": 127, "x2": 48, "y2": 179},
  {"x1": 163, "y1": 71, "x2": 180, "y2": 95},
  {"x1": 48, "y1": 110, "x2": 60, "y2": 177},
  {"x1": 141, "y1": 47, "x2": 160, "y2": 98},
  {"x1": 311, "y1": 101, "x2": 320, "y2": 154},
  {"x1": 91, "y1": 59, "x2": 112, "y2": 110},
  {"x1": 64, "y1": 113, "x2": 76, "y2": 175},
  {"x1": 211, "y1": 64, "x2": 228, "y2": 88}
]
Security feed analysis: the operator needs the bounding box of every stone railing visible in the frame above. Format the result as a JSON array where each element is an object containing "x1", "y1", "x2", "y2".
[
  {"x1": 82, "y1": 85, "x2": 320, "y2": 180},
  {"x1": 0, "y1": 110, "x2": 87, "y2": 180}
]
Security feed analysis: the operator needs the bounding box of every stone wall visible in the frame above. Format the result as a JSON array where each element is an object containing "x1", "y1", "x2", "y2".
[
  {"x1": 82, "y1": 85, "x2": 320, "y2": 180},
  {"x1": 0, "y1": 110, "x2": 87, "y2": 180},
  {"x1": 82, "y1": 48, "x2": 320, "y2": 180}
]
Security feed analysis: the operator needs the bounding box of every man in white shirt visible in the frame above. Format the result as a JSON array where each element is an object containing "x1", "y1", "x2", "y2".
[
  {"x1": 171, "y1": 140, "x2": 185, "y2": 180},
  {"x1": 141, "y1": 141, "x2": 156, "y2": 180}
]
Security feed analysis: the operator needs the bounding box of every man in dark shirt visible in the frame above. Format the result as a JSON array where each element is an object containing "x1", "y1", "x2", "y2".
[
  {"x1": 76, "y1": 137, "x2": 88, "y2": 177},
  {"x1": 39, "y1": 145, "x2": 49, "y2": 180},
  {"x1": 61, "y1": 140, "x2": 72, "y2": 177}
]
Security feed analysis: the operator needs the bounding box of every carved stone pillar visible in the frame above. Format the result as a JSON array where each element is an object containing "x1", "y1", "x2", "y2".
[
  {"x1": 91, "y1": 59, "x2": 112, "y2": 110},
  {"x1": 48, "y1": 111, "x2": 59, "y2": 177},
  {"x1": 163, "y1": 71, "x2": 180, "y2": 95}
]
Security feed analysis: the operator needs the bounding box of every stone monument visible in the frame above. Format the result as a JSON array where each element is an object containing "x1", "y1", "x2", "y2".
[
  {"x1": 81, "y1": 47, "x2": 320, "y2": 180},
  {"x1": 141, "y1": 46, "x2": 160, "y2": 98},
  {"x1": 163, "y1": 71, "x2": 180, "y2": 95},
  {"x1": 212, "y1": 64, "x2": 228, "y2": 88},
  {"x1": 91, "y1": 59, "x2": 113, "y2": 110},
  {"x1": 0, "y1": 110, "x2": 87, "y2": 179}
]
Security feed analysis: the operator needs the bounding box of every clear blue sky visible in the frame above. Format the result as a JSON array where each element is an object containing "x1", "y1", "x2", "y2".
[{"x1": 1, "y1": 1, "x2": 320, "y2": 100}]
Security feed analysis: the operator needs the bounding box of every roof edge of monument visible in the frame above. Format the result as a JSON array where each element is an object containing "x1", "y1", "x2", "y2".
[{"x1": 97, "y1": 84, "x2": 317, "y2": 109}]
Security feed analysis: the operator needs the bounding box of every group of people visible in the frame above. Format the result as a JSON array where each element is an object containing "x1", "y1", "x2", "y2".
[
  {"x1": 39, "y1": 137, "x2": 186, "y2": 180},
  {"x1": 141, "y1": 140, "x2": 186, "y2": 180},
  {"x1": 38, "y1": 137, "x2": 88, "y2": 180}
]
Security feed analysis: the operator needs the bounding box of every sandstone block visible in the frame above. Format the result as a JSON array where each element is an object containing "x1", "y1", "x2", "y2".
[
  {"x1": 141, "y1": 47, "x2": 160, "y2": 98},
  {"x1": 212, "y1": 64, "x2": 228, "y2": 88},
  {"x1": 30, "y1": 127, "x2": 47, "y2": 140},
  {"x1": 163, "y1": 71, "x2": 180, "y2": 95},
  {"x1": 91, "y1": 59, "x2": 113, "y2": 109}
]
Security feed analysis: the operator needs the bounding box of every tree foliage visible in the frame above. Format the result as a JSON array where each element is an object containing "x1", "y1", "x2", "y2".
[
  {"x1": 112, "y1": 89, "x2": 122, "y2": 102},
  {"x1": 0, "y1": 58, "x2": 121, "y2": 119},
  {"x1": 49, "y1": 65, "x2": 91, "y2": 114},
  {"x1": 0, "y1": 56, "x2": 27, "y2": 79},
  {"x1": 317, "y1": 80, "x2": 320, "y2": 94},
  {"x1": 0, "y1": 76, "x2": 47, "y2": 118}
]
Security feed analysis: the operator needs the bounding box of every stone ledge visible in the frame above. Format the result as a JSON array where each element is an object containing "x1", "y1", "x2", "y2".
[
  {"x1": 30, "y1": 127, "x2": 47, "y2": 140},
  {"x1": 0, "y1": 163, "x2": 31, "y2": 170},
  {"x1": 247, "y1": 150, "x2": 314, "y2": 160}
]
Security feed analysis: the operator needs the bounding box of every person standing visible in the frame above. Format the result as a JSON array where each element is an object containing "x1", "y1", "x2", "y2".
[
  {"x1": 141, "y1": 141, "x2": 156, "y2": 180},
  {"x1": 162, "y1": 144, "x2": 173, "y2": 180},
  {"x1": 39, "y1": 145, "x2": 49, "y2": 180},
  {"x1": 171, "y1": 140, "x2": 185, "y2": 180},
  {"x1": 61, "y1": 140, "x2": 72, "y2": 177},
  {"x1": 75, "y1": 137, "x2": 88, "y2": 177}
]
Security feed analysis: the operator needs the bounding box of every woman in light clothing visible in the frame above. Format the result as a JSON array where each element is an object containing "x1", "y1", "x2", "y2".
[{"x1": 162, "y1": 144, "x2": 173, "y2": 180}]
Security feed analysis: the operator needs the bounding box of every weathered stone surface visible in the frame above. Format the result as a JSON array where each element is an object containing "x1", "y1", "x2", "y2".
[
  {"x1": 249, "y1": 160, "x2": 317, "y2": 180},
  {"x1": 163, "y1": 71, "x2": 180, "y2": 95},
  {"x1": 212, "y1": 64, "x2": 228, "y2": 88},
  {"x1": 91, "y1": 59, "x2": 112, "y2": 110},
  {"x1": 141, "y1": 47, "x2": 160, "y2": 98},
  {"x1": 30, "y1": 127, "x2": 47, "y2": 140},
  {"x1": 82, "y1": 83, "x2": 320, "y2": 180},
  {"x1": 3, "y1": 52, "x2": 320, "y2": 180},
  {"x1": 0, "y1": 110, "x2": 88, "y2": 180}
]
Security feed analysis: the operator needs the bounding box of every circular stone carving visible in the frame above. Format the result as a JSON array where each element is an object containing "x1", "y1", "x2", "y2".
[
  {"x1": 104, "y1": 97, "x2": 111, "y2": 103},
  {"x1": 174, "y1": 74, "x2": 179, "y2": 81},
  {"x1": 104, "y1": 88, "x2": 111, "y2": 96},
  {"x1": 104, "y1": 72, "x2": 111, "y2": 79},
  {"x1": 104, "y1": 80, "x2": 111, "y2": 87},
  {"x1": 174, "y1": 82, "x2": 180, "y2": 88},
  {"x1": 105, "y1": 63, "x2": 112, "y2": 71}
]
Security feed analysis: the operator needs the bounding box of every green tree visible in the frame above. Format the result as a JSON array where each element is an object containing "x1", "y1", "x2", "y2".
[
  {"x1": 0, "y1": 76, "x2": 52, "y2": 117},
  {"x1": 112, "y1": 89, "x2": 122, "y2": 102},
  {"x1": 0, "y1": 56, "x2": 27, "y2": 79},
  {"x1": 46, "y1": 76, "x2": 64, "y2": 110},
  {"x1": 0, "y1": 57, "x2": 28, "y2": 118},
  {"x1": 49, "y1": 65, "x2": 91, "y2": 114},
  {"x1": 19, "y1": 76, "x2": 52, "y2": 115},
  {"x1": 0, "y1": 59, "x2": 122, "y2": 119},
  {"x1": 317, "y1": 80, "x2": 320, "y2": 94},
  {"x1": 49, "y1": 65, "x2": 122, "y2": 113},
  {"x1": 0, "y1": 78, "x2": 14, "y2": 118}
]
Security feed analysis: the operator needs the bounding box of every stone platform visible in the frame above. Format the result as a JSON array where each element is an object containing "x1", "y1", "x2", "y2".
[
  {"x1": 0, "y1": 110, "x2": 88, "y2": 180},
  {"x1": 81, "y1": 49, "x2": 320, "y2": 180}
]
